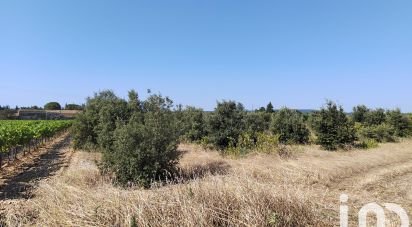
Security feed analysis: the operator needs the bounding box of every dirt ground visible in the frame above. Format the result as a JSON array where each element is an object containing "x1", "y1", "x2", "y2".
[
  {"x1": 0, "y1": 133, "x2": 72, "y2": 200},
  {"x1": 0, "y1": 137, "x2": 411, "y2": 226}
]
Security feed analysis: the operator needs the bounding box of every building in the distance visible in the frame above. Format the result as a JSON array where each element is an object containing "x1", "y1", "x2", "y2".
[{"x1": 15, "y1": 109, "x2": 81, "y2": 120}]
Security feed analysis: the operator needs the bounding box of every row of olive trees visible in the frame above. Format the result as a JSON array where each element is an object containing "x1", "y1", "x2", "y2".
[
  {"x1": 203, "y1": 101, "x2": 353, "y2": 151},
  {"x1": 352, "y1": 105, "x2": 411, "y2": 141},
  {"x1": 72, "y1": 90, "x2": 412, "y2": 186},
  {"x1": 178, "y1": 101, "x2": 411, "y2": 151},
  {"x1": 175, "y1": 101, "x2": 310, "y2": 151}
]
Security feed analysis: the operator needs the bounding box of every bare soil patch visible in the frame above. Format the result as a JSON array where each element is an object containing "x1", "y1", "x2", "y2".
[{"x1": 0, "y1": 133, "x2": 72, "y2": 200}]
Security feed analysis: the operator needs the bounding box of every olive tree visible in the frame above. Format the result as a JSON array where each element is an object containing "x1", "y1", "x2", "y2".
[
  {"x1": 180, "y1": 106, "x2": 206, "y2": 142},
  {"x1": 312, "y1": 101, "x2": 356, "y2": 150},
  {"x1": 72, "y1": 90, "x2": 180, "y2": 187},
  {"x1": 271, "y1": 108, "x2": 310, "y2": 144},
  {"x1": 352, "y1": 105, "x2": 369, "y2": 123},
  {"x1": 207, "y1": 101, "x2": 246, "y2": 150},
  {"x1": 106, "y1": 94, "x2": 179, "y2": 187},
  {"x1": 386, "y1": 109, "x2": 412, "y2": 137}
]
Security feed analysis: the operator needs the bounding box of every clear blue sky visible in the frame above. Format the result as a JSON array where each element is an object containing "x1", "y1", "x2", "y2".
[{"x1": 1, "y1": 0, "x2": 411, "y2": 111}]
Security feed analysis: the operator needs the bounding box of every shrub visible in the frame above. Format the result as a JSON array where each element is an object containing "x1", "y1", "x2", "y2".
[
  {"x1": 352, "y1": 106, "x2": 411, "y2": 143},
  {"x1": 357, "y1": 123, "x2": 396, "y2": 143},
  {"x1": 225, "y1": 132, "x2": 280, "y2": 156},
  {"x1": 71, "y1": 112, "x2": 98, "y2": 150},
  {"x1": 180, "y1": 106, "x2": 206, "y2": 142},
  {"x1": 225, "y1": 133, "x2": 255, "y2": 156},
  {"x1": 127, "y1": 89, "x2": 142, "y2": 112},
  {"x1": 271, "y1": 108, "x2": 310, "y2": 144},
  {"x1": 255, "y1": 132, "x2": 280, "y2": 153},
  {"x1": 207, "y1": 101, "x2": 246, "y2": 150},
  {"x1": 357, "y1": 139, "x2": 379, "y2": 149},
  {"x1": 386, "y1": 109, "x2": 412, "y2": 137},
  {"x1": 72, "y1": 90, "x2": 180, "y2": 187},
  {"x1": 352, "y1": 105, "x2": 369, "y2": 123},
  {"x1": 72, "y1": 90, "x2": 130, "y2": 150},
  {"x1": 365, "y1": 108, "x2": 386, "y2": 126},
  {"x1": 245, "y1": 112, "x2": 271, "y2": 136},
  {"x1": 107, "y1": 102, "x2": 179, "y2": 187},
  {"x1": 312, "y1": 101, "x2": 356, "y2": 150}
]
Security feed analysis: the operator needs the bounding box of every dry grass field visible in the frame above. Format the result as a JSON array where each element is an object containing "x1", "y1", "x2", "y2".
[{"x1": 1, "y1": 138, "x2": 412, "y2": 226}]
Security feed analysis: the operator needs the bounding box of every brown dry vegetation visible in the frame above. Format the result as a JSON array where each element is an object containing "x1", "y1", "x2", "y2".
[{"x1": 1, "y1": 139, "x2": 412, "y2": 226}]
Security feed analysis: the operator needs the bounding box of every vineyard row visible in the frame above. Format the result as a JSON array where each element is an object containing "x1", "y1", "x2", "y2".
[{"x1": 0, "y1": 120, "x2": 72, "y2": 168}]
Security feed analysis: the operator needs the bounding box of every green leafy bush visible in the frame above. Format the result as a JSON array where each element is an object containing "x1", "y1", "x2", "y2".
[
  {"x1": 180, "y1": 106, "x2": 206, "y2": 142},
  {"x1": 107, "y1": 101, "x2": 179, "y2": 187},
  {"x1": 243, "y1": 111, "x2": 271, "y2": 145},
  {"x1": 245, "y1": 112, "x2": 271, "y2": 134},
  {"x1": 352, "y1": 105, "x2": 369, "y2": 123},
  {"x1": 207, "y1": 101, "x2": 246, "y2": 150},
  {"x1": 357, "y1": 123, "x2": 396, "y2": 143},
  {"x1": 72, "y1": 90, "x2": 180, "y2": 187},
  {"x1": 271, "y1": 108, "x2": 309, "y2": 144},
  {"x1": 365, "y1": 108, "x2": 386, "y2": 126},
  {"x1": 358, "y1": 139, "x2": 379, "y2": 149},
  {"x1": 72, "y1": 90, "x2": 130, "y2": 150},
  {"x1": 225, "y1": 132, "x2": 280, "y2": 156},
  {"x1": 255, "y1": 132, "x2": 280, "y2": 153},
  {"x1": 386, "y1": 109, "x2": 412, "y2": 137},
  {"x1": 225, "y1": 133, "x2": 255, "y2": 156},
  {"x1": 312, "y1": 101, "x2": 356, "y2": 150},
  {"x1": 352, "y1": 106, "x2": 411, "y2": 144}
]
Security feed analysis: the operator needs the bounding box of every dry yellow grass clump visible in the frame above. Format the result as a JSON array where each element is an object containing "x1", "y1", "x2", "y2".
[{"x1": 2, "y1": 139, "x2": 412, "y2": 226}]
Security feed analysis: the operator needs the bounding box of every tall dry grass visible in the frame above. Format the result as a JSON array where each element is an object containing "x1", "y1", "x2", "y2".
[{"x1": 2, "y1": 139, "x2": 412, "y2": 226}]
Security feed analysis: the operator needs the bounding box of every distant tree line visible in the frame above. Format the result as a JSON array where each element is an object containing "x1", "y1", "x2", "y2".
[
  {"x1": 8, "y1": 102, "x2": 84, "y2": 111},
  {"x1": 1, "y1": 103, "x2": 84, "y2": 111},
  {"x1": 0, "y1": 105, "x2": 15, "y2": 120},
  {"x1": 44, "y1": 102, "x2": 84, "y2": 110},
  {"x1": 0, "y1": 102, "x2": 84, "y2": 120},
  {"x1": 0, "y1": 105, "x2": 11, "y2": 111},
  {"x1": 71, "y1": 89, "x2": 412, "y2": 187},
  {"x1": 64, "y1": 103, "x2": 84, "y2": 110}
]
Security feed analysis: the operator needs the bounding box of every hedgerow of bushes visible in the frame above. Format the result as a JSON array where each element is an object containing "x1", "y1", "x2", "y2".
[
  {"x1": 352, "y1": 106, "x2": 412, "y2": 148},
  {"x1": 72, "y1": 90, "x2": 412, "y2": 186},
  {"x1": 204, "y1": 101, "x2": 411, "y2": 152}
]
